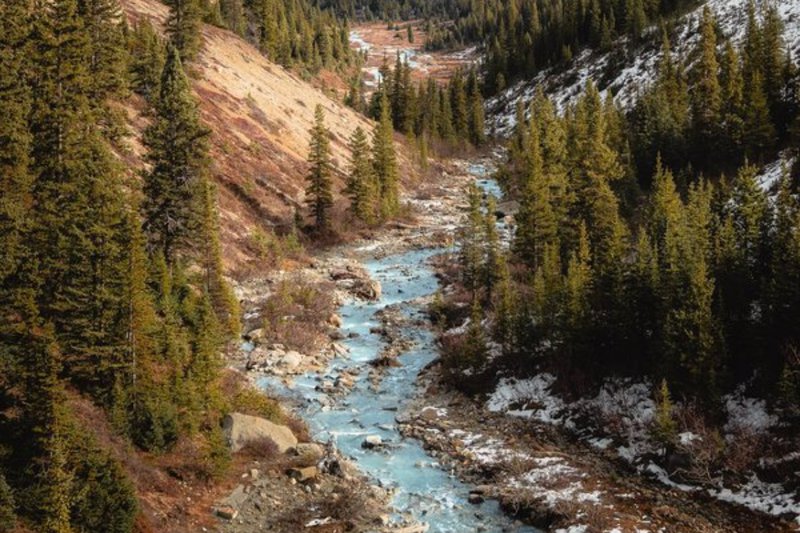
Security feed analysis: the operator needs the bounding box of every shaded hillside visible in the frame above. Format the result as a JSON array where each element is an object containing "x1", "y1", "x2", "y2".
[{"x1": 122, "y1": 0, "x2": 416, "y2": 273}]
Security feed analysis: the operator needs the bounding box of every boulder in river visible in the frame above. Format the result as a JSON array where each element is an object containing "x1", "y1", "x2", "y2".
[
  {"x1": 362, "y1": 435, "x2": 383, "y2": 449},
  {"x1": 223, "y1": 412, "x2": 298, "y2": 453}
]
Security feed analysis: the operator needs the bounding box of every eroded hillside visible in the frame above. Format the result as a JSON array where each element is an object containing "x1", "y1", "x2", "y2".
[{"x1": 121, "y1": 0, "x2": 416, "y2": 274}]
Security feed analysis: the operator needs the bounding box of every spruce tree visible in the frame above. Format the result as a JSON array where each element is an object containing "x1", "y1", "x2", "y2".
[
  {"x1": 514, "y1": 114, "x2": 556, "y2": 270},
  {"x1": 305, "y1": 104, "x2": 334, "y2": 230},
  {"x1": 467, "y1": 70, "x2": 486, "y2": 146},
  {"x1": 345, "y1": 126, "x2": 377, "y2": 224},
  {"x1": 29, "y1": 0, "x2": 130, "y2": 394},
  {"x1": 0, "y1": 0, "x2": 33, "y2": 289},
  {"x1": 143, "y1": 46, "x2": 210, "y2": 263},
  {"x1": 165, "y1": 0, "x2": 203, "y2": 62},
  {"x1": 691, "y1": 6, "x2": 722, "y2": 167},
  {"x1": 373, "y1": 91, "x2": 400, "y2": 218},
  {"x1": 198, "y1": 178, "x2": 240, "y2": 338},
  {"x1": 128, "y1": 20, "x2": 165, "y2": 101}
]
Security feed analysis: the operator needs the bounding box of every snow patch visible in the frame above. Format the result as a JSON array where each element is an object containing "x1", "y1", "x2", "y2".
[{"x1": 723, "y1": 385, "x2": 778, "y2": 435}]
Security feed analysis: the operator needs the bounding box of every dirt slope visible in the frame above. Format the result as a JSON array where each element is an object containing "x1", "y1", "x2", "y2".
[{"x1": 121, "y1": 0, "x2": 416, "y2": 274}]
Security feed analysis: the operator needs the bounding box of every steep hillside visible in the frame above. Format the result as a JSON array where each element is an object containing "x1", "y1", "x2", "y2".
[
  {"x1": 121, "y1": 0, "x2": 416, "y2": 274},
  {"x1": 488, "y1": 0, "x2": 800, "y2": 136}
]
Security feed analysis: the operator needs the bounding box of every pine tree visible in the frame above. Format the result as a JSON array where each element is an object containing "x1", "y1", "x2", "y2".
[
  {"x1": 691, "y1": 6, "x2": 722, "y2": 167},
  {"x1": 493, "y1": 254, "x2": 517, "y2": 356},
  {"x1": 743, "y1": 70, "x2": 777, "y2": 160},
  {"x1": 720, "y1": 42, "x2": 745, "y2": 160},
  {"x1": 652, "y1": 379, "x2": 677, "y2": 447},
  {"x1": 484, "y1": 196, "x2": 502, "y2": 298},
  {"x1": 0, "y1": 0, "x2": 33, "y2": 290},
  {"x1": 198, "y1": 179, "x2": 240, "y2": 337},
  {"x1": 459, "y1": 183, "x2": 485, "y2": 297},
  {"x1": 165, "y1": 0, "x2": 203, "y2": 62},
  {"x1": 373, "y1": 91, "x2": 400, "y2": 218},
  {"x1": 143, "y1": 46, "x2": 210, "y2": 263},
  {"x1": 77, "y1": 0, "x2": 127, "y2": 104},
  {"x1": 345, "y1": 126, "x2": 377, "y2": 224},
  {"x1": 128, "y1": 20, "x2": 165, "y2": 101},
  {"x1": 305, "y1": 104, "x2": 334, "y2": 230},
  {"x1": 514, "y1": 113, "x2": 557, "y2": 270},
  {"x1": 29, "y1": 0, "x2": 130, "y2": 394},
  {"x1": 467, "y1": 70, "x2": 486, "y2": 146},
  {"x1": 0, "y1": 469, "x2": 15, "y2": 531}
]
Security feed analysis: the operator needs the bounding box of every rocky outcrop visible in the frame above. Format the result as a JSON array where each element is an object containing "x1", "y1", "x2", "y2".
[
  {"x1": 223, "y1": 412, "x2": 298, "y2": 453},
  {"x1": 329, "y1": 264, "x2": 382, "y2": 301}
]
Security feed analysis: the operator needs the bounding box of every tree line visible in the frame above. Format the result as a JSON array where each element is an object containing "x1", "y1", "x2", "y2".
[
  {"x1": 164, "y1": 0, "x2": 355, "y2": 72},
  {"x1": 304, "y1": 95, "x2": 400, "y2": 230},
  {"x1": 346, "y1": 54, "x2": 486, "y2": 160},
  {"x1": 450, "y1": 4, "x2": 800, "y2": 414},
  {"x1": 0, "y1": 1, "x2": 241, "y2": 530}
]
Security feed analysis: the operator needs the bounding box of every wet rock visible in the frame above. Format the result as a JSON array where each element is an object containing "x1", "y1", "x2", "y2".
[
  {"x1": 223, "y1": 412, "x2": 298, "y2": 453},
  {"x1": 362, "y1": 435, "x2": 383, "y2": 449},
  {"x1": 468, "y1": 492, "x2": 485, "y2": 505}
]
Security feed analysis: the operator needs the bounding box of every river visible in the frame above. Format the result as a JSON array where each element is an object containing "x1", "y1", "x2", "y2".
[{"x1": 256, "y1": 166, "x2": 537, "y2": 532}]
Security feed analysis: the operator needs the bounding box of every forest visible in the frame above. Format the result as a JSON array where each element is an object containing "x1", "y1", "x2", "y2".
[
  {"x1": 3, "y1": 0, "x2": 800, "y2": 529},
  {"x1": 445, "y1": 2, "x2": 800, "y2": 422}
]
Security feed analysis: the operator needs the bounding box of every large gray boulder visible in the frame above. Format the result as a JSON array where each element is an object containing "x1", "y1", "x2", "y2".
[{"x1": 223, "y1": 412, "x2": 297, "y2": 453}]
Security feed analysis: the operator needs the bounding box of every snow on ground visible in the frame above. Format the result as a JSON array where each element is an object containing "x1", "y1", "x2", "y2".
[
  {"x1": 486, "y1": 373, "x2": 800, "y2": 523},
  {"x1": 712, "y1": 475, "x2": 800, "y2": 524},
  {"x1": 487, "y1": 374, "x2": 567, "y2": 424},
  {"x1": 723, "y1": 384, "x2": 778, "y2": 435},
  {"x1": 488, "y1": 0, "x2": 800, "y2": 137},
  {"x1": 757, "y1": 150, "x2": 797, "y2": 193}
]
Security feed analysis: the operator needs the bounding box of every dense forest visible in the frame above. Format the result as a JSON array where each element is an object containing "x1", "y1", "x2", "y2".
[
  {"x1": 0, "y1": 0, "x2": 246, "y2": 530},
  {"x1": 346, "y1": 55, "x2": 486, "y2": 154},
  {"x1": 315, "y1": 0, "x2": 703, "y2": 95},
  {"x1": 445, "y1": 3, "x2": 800, "y2": 418}
]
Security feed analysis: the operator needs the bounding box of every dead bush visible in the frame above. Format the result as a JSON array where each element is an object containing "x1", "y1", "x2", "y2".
[
  {"x1": 262, "y1": 278, "x2": 336, "y2": 353},
  {"x1": 672, "y1": 403, "x2": 725, "y2": 485},
  {"x1": 239, "y1": 436, "x2": 282, "y2": 462}
]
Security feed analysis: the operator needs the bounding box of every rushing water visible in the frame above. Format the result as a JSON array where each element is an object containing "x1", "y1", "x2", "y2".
[{"x1": 256, "y1": 168, "x2": 538, "y2": 532}]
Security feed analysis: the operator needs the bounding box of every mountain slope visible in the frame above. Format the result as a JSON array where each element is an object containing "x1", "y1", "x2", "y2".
[
  {"x1": 121, "y1": 0, "x2": 415, "y2": 273},
  {"x1": 488, "y1": 0, "x2": 800, "y2": 136}
]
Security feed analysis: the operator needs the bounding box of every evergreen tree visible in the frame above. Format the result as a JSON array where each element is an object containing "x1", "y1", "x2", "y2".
[
  {"x1": 345, "y1": 126, "x2": 377, "y2": 224},
  {"x1": 29, "y1": 0, "x2": 130, "y2": 394},
  {"x1": 0, "y1": 469, "x2": 15, "y2": 531},
  {"x1": 165, "y1": 0, "x2": 203, "y2": 62},
  {"x1": 77, "y1": 0, "x2": 127, "y2": 104},
  {"x1": 0, "y1": 0, "x2": 33, "y2": 290},
  {"x1": 691, "y1": 6, "x2": 722, "y2": 168},
  {"x1": 514, "y1": 113, "x2": 556, "y2": 270},
  {"x1": 143, "y1": 46, "x2": 210, "y2": 263},
  {"x1": 198, "y1": 179, "x2": 240, "y2": 337},
  {"x1": 459, "y1": 183, "x2": 485, "y2": 297},
  {"x1": 128, "y1": 20, "x2": 165, "y2": 101},
  {"x1": 373, "y1": 91, "x2": 400, "y2": 218},
  {"x1": 467, "y1": 70, "x2": 486, "y2": 146},
  {"x1": 305, "y1": 104, "x2": 334, "y2": 230}
]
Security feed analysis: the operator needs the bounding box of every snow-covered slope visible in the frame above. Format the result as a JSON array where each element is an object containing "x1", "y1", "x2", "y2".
[{"x1": 488, "y1": 0, "x2": 800, "y2": 137}]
